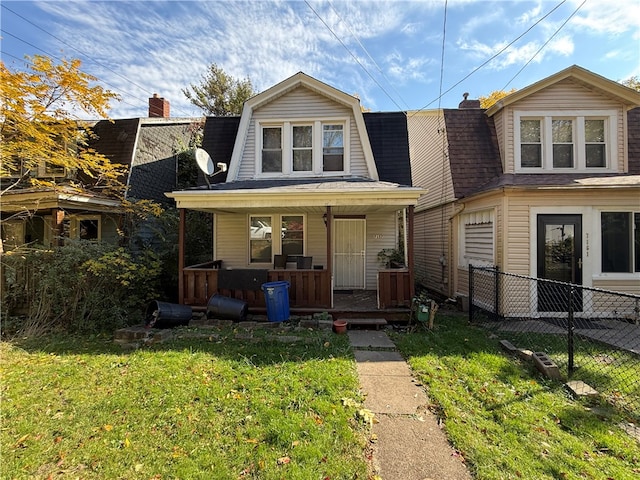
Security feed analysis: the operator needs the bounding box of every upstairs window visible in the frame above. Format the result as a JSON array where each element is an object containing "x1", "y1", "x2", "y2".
[
  {"x1": 261, "y1": 127, "x2": 282, "y2": 173},
  {"x1": 323, "y1": 124, "x2": 344, "y2": 171},
  {"x1": 552, "y1": 119, "x2": 573, "y2": 168},
  {"x1": 585, "y1": 119, "x2": 606, "y2": 167},
  {"x1": 520, "y1": 119, "x2": 542, "y2": 167},
  {"x1": 515, "y1": 111, "x2": 616, "y2": 172},
  {"x1": 292, "y1": 126, "x2": 312, "y2": 172},
  {"x1": 258, "y1": 119, "x2": 348, "y2": 176}
]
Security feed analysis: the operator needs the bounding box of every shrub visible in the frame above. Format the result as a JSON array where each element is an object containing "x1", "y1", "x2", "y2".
[{"x1": 1, "y1": 241, "x2": 161, "y2": 336}]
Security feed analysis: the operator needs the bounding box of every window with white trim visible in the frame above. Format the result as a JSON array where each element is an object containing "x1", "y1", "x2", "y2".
[
  {"x1": 601, "y1": 212, "x2": 640, "y2": 273},
  {"x1": 249, "y1": 214, "x2": 305, "y2": 264},
  {"x1": 459, "y1": 210, "x2": 494, "y2": 267},
  {"x1": 258, "y1": 119, "x2": 348, "y2": 176},
  {"x1": 515, "y1": 111, "x2": 616, "y2": 172}
]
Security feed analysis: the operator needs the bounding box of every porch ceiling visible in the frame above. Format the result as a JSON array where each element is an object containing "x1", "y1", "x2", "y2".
[{"x1": 166, "y1": 182, "x2": 427, "y2": 214}]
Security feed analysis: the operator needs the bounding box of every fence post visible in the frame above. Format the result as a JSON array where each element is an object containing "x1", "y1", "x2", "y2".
[
  {"x1": 469, "y1": 264, "x2": 474, "y2": 323},
  {"x1": 567, "y1": 284, "x2": 575, "y2": 377},
  {"x1": 493, "y1": 265, "x2": 500, "y2": 321}
]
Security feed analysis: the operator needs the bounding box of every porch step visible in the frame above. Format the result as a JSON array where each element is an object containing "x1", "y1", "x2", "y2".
[{"x1": 340, "y1": 317, "x2": 388, "y2": 330}]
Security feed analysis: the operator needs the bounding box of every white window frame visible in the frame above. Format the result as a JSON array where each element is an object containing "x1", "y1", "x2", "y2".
[
  {"x1": 248, "y1": 214, "x2": 306, "y2": 265},
  {"x1": 514, "y1": 110, "x2": 617, "y2": 173},
  {"x1": 593, "y1": 208, "x2": 640, "y2": 279},
  {"x1": 458, "y1": 210, "x2": 495, "y2": 268},
  {"x1": 256, "y1": 117, "x2": 350, "y2": 177}
]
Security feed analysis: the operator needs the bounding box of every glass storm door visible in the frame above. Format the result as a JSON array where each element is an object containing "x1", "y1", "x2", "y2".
[
  {"x1": 333, "y1": 219, "x2": 366, "y2": 290},
  {"x1": 536, "y1": 214, "x2": 583, "y2": 312}
]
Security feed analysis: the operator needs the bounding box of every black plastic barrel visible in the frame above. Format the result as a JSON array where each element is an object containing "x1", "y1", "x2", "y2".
[
  {"x1": 145, "y1": 300, "x2": 192, "y2": 329},
  {"x1": 207, "y1": 294, "x2": 248, "y2": 322}
]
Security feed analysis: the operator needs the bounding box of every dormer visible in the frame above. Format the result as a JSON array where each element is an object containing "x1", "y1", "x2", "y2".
[
  {"x1": 486, "y1": 65, "x2": 640, "y2": 175},
  {"x1": 226, "y1": 72, "x2": 378, "y2": 181}
]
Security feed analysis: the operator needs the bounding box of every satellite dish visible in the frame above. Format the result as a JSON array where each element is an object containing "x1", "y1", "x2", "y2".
[{"x1": 195, "y1": 148, "x2": 215, "y2": 176}]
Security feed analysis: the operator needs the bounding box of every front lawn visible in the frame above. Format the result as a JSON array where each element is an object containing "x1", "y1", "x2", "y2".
[
  {"x1": 1, "y1": 327, "x2": 369, "y2": 479},
  {"x1": 392, "y1": 314, "x2": 640, "y2": 480}
]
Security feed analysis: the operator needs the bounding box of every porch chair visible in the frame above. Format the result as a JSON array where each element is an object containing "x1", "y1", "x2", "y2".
[
  {"x1": 297, "y1": 256, "x2": 312, "y2": 269},
  {"x1": 273, "y1": 254, "x2": 288, "y2": 269}
]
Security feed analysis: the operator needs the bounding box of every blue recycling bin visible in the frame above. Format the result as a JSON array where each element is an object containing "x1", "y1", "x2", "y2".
[{"x1": 261, "y1": 281, "x2": 290, "y2": 322}]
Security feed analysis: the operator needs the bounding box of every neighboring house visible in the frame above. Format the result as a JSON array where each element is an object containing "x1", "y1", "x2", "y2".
[
  {"x1": 0, "y1": 95, "x2": 201, "y2": 250},
  {"x1": 409, "y1": 65, "x2": 640, "y2": 314},
  {"x1": 167, "y1": 72, "x2": 425, "y2": 309}
]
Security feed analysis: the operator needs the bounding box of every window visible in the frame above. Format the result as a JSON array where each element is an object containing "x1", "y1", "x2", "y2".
[
  {"x1": 250, "y1": 216, "x2": 273, "y2": 263},
  {"x1": 323, "y1": 124, "x2": 344, "y2": 171},
  {"x1": 552, "y1": 119, "x2": 573, "y2": 168},
  {"x1": 249, "y1": 214, "x2": 305, "y2": 264},
  {"x1": 258, "y1": 119, "x2": 348, "y2": 175},
  {"x1": 262, "y1": 127, "x2": 282, "y2": 173},
  {"x1": 292, "y1": 126, "x2": 312, "y2": 171},
  {"x1": 78, "y1": 219, "x2": 99, "y2": 240},
  {"x1": 585, "y1": 119, "x2": 605, "y2": 167},
  {"x1": 459, "y1": 210, "x2": 494, "y2": 267},
  {"x1": 282, "y1": 215, "x2": 304, "y2": 256},
  {"x1": 601, "y1": 212, "x2": 640, "y2": 273},
  {"x1": 515, "y1": 111, "x2": 615, "y2": 172}
]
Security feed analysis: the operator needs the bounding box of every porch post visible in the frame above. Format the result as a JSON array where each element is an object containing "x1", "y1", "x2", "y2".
[
  {"x1": 178, "y1": 208, "x2": 186, "y2": 305},
  {"x1": 325, "y1": 206, "x2": 332, "y2": 305},
  {"x1": 407, "y1": 205, "x2": 415, "y2": 300}
]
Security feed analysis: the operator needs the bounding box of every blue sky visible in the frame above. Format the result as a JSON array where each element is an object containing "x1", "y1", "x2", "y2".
[{"x1": 2, "y1": 0, "x2": 638, "y2": 119}]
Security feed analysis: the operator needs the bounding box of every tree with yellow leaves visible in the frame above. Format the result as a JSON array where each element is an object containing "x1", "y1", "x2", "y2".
[
  {"x1": 0, "y1": 55, "x2": 124, "y2": 195},
  {"x1": 478, "y1": 89, "x2": 517, "y2": 109}
]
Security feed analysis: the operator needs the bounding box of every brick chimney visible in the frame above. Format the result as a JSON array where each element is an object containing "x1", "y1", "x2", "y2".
[
  {"x1": 459, "y1": 92, "x2": 481, "y2": 109},
  {"x1": 149, "y1": 93, "x2": 170, "y2": 118}
]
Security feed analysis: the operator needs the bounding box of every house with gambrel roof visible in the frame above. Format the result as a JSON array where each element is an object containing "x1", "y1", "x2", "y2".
[
  {"x1": 409, "y1": 65, "x2": 640, "y2": 313},
  {"x1": 167, "y1": 72, "x2": 425, "y2": 310}
]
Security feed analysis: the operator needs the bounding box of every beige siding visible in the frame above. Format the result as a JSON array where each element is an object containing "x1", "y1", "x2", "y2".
[
  {"x1": 237, "y1": 86, "x2": 369, "y2": 180},
  {"x1": 407, "y1": 111, "x2": 455, "y2": 210},
  {"x1": 214, "y1": 214, "x2": 248, "y2": 267},
  {"x1": 215, "y1": 213, "x2": 329, "y2": 269},
  {"x1": 500, "y1": 79, "x2": 626, "y2": 174},
  {"x1": 365, "y1": 211, "x2": 399, "y2": 290},
  {"x1": 592, "y1": 279, "x2": 640, "y2": 296},
  {"x1": 493, "y1": 111, "x2": 506, "y2": 171},
  {"x1": 414, "y1": 203, "x2": 454, "y2": 296}
]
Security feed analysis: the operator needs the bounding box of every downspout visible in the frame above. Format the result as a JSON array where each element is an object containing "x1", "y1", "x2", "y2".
[
  {"x1": 178, "y1": 208, "x2": 185, "y2": 304},
  {"x1": 325, "y1": 206, "x2": 333, "y2": 308}
]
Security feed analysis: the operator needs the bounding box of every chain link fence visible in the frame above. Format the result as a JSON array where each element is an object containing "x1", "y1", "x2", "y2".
[{"x1": 469, "y1": 265, "x2": 640, "y2": 419}]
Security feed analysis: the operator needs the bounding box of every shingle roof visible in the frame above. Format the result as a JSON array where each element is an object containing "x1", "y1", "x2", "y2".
[
  {"x1": 443, "y1": 106, "x2": 640, "y2": 198},
  {"x1": 442, "y1": 108, "x2": 502, "y2": 198},
  {"x1": 363, "y1": 112, "x2": 412, "y2": 185},
  {"x1": 200, "y1": 116, "x2": 241, "y2": 185},
  {"x1": 89, "y1": 118, "x2": 140, "y2": 167},
  {"x1": 197, "y1": 113, "x2": 414, "y2": 188},
  {"x1": 127, "y1": 121, "x2": 198, "y2": 203}
]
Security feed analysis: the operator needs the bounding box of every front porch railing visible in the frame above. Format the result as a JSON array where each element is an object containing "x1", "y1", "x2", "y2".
[
  {"x1": 182, "y1": 264, "x2": 412, "y2": 310},
  {"x1": 181, "y1": 262, "x2": 331, "y2": 309}
]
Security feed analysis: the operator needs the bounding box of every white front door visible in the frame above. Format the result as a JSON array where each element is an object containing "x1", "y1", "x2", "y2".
[{"x1": 333, "y1": 219, "x2": 366, "y2": 289}]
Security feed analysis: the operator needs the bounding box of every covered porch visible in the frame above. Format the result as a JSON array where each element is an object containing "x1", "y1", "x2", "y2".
[{"x1": 168, "y1": 179, "x2": 425, "y2": 315}]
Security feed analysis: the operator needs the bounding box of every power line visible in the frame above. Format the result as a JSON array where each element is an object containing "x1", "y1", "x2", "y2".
[
  {"x1": 303, "y1": 0, "x2": 405, "y2": 111},
  {"x1": 501, "y1": 0, "x2": 587, "y2": 90},
  {"x1": 1, "y1": 4, "x2": 194, "y2": 118},
  {"x1": 410, "y1": 0, "x2": 569, "y2": 115},
  {"x1": 326, "y1": 0, "x2": 410, "y2": 110}
]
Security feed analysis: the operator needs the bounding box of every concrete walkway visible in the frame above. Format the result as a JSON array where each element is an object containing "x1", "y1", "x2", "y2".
[{"x1": 348, "y1": 330, "x2": 472, "y2": 480}]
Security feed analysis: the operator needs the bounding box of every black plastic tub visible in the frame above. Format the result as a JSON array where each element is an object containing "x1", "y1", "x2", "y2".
[
  {"x1": 207, "y1": 294, "x2": 248, "y2": 322},
  {"x1": 145, "y1": 300, "x2": 192, "y2": 329}
]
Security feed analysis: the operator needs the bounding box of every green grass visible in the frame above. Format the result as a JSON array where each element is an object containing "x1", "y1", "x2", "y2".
[
  {"x1": 392, "y1": 314, "x2": 640, "y2": 480},
  {"x1": 1, "y1": 328, "x2": 370, "y2": 479}
]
